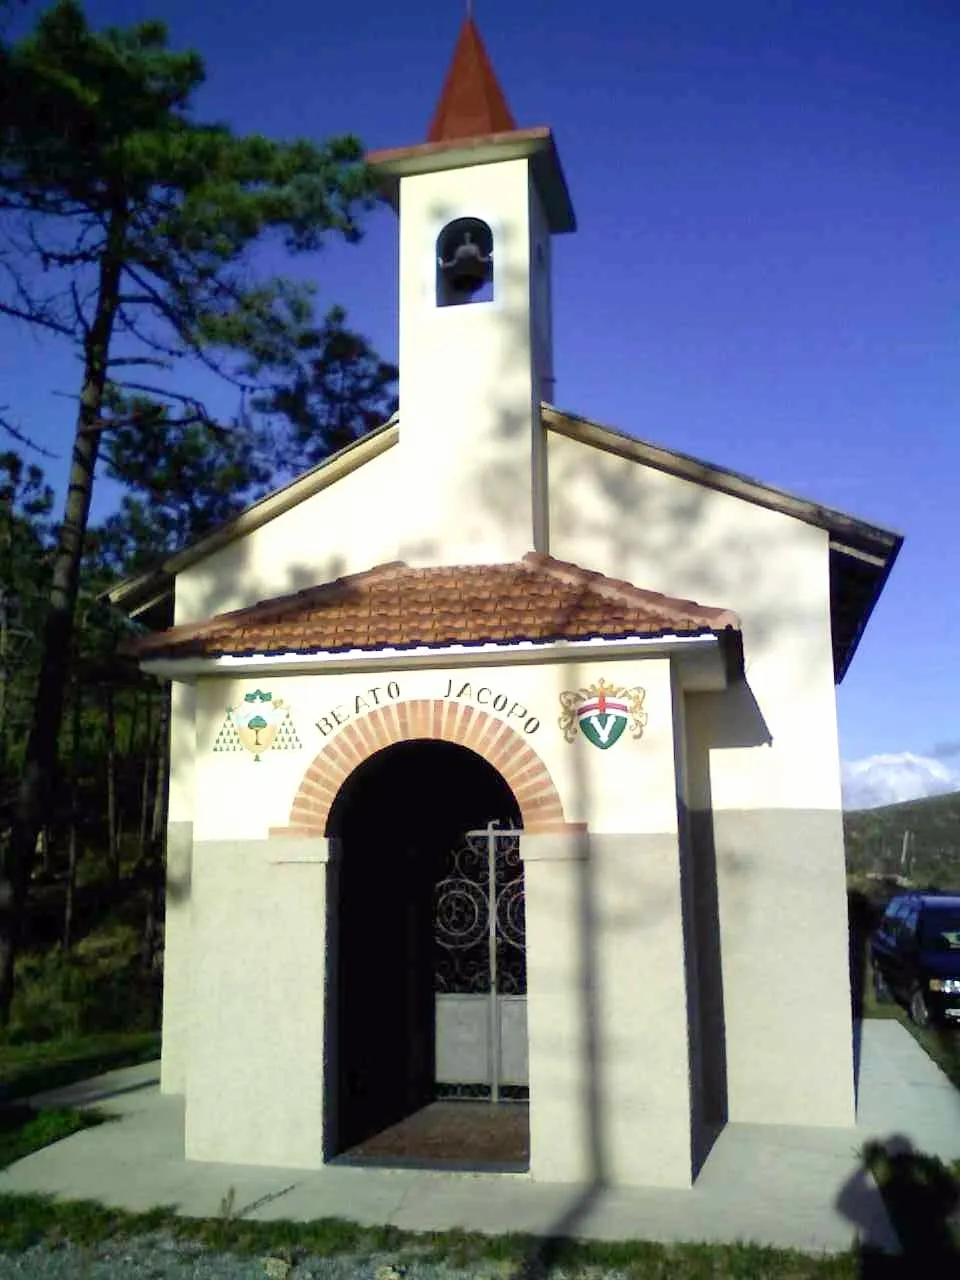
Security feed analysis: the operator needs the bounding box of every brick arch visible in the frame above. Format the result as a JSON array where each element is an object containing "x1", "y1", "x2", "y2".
[{"x1": 277, "y1": 699, "x2": 569, "y2": 836}]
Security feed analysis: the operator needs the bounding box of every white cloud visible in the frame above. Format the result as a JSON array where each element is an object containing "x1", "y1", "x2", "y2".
[{"x1": 842, "y1": 753, "x2": 960, "y2": 811}]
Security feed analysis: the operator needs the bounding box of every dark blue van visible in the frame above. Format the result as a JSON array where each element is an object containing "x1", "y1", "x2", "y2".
[{"x1": 869, "y1": 893, "x2": 960, "y2": 1027}]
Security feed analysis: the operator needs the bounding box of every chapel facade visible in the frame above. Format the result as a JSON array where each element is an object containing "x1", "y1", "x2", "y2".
[{"x1": 114, "y1": 18, "x2": 902, "y2": 1187}]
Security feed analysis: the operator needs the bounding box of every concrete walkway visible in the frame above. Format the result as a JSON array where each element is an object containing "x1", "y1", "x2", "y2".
[{"x1": 2, "y1": 1020, "x2": 958, "y2": 1256}]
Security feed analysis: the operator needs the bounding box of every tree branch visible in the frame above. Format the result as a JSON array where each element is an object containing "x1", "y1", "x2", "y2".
[
  {"x1": 121, "y1": 262, "x2": 251, "y2": 390},
  {"x1": 69, "y1": 281, "x2": 91, "y2": 340},
  {"x1": 0, "y1": 407, "x2": 59, "y2": 459},
  {"x1": 0, "y1": 297, "x2": 74, "y2": 339},
  {"x1": 108, "y1": 380, "x2": 209, "y2": 412},
  {"x1": 105, "y1": 356, "x2": 173, "y2": 369}
]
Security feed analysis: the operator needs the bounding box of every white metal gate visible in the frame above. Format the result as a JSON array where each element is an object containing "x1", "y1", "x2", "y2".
[{"x1": 434, "y1": 822, "x2": 527, "y2": 1098}]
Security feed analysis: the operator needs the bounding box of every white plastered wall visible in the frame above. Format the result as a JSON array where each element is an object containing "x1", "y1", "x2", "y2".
[
  {"x1": 160, "y1": 680, "x2": 195, "y2": 1095},
  {"x1": 172, "y1": 443, "x2": 402, "y2": 628},
  {"x1": 395, "y1": 158, "x2": 550, "y2": 563},
  {"x1": 547, "y1": 430, "x2": 854, "y2": 1128},
  {"x1": 180, "y1": 655, "x2": 693, "y2": 1180},
  {"x1": 184, "y1": 834, "x2": 329, "y2": 1167},
  {"x1": 189, "y1": 659, "x2": 678, "y2": 842},
  {"x1": 161, "y1": 422, "x2": 853, "y2": 1140}
]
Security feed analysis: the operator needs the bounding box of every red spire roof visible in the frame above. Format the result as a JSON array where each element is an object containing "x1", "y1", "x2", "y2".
[{"x1": 427, "y1": 17, "x2": 518, "y2": 143}]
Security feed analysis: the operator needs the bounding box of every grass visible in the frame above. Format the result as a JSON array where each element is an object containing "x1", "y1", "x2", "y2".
[
  {"x1": 0, "y1": 1104, "x2": 103, "y2": 1171},
  {"x1": 0, "y1": 940, "x2": 954, "y2": 1274},
  {"x1": 907, "y1": 1022, "x2": 960, "y2": 1091},
  {"x1": 0, "y1": 1030, "x2": 160, "y2": 1102},
  {"x1": 0, "y1": 1193, "x2": 871, "y2": 1276},
  {"x1": 859, "y1": 960, "x2": 960, "y2": 1092}
]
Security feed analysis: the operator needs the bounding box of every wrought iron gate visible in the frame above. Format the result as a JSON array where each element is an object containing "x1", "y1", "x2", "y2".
[{"x1": 434, "y1": 822, "x2": 527, "y2": 1099}]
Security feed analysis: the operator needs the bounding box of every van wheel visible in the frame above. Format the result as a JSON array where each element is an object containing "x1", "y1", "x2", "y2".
[
  {"x1": 872, "y1": 968, "x2": 892, "y2": 1004},
  {"x1": 909, "y1": 988, "x2": 931, "y2": 1028}
]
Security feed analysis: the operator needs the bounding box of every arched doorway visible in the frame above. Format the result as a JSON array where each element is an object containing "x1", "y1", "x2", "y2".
[{"x1": 325, "y1": 740, "x2": 528, "y2": 1167}]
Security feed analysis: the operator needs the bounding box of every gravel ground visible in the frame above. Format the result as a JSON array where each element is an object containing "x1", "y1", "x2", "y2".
[{"x1": 0, "y1": 1241, "x2": 562, "y2": 1280}]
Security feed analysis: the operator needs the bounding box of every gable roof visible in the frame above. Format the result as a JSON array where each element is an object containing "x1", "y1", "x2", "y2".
[
  {"x1": 123, "y1": 552, "x2": 741, "y2": 663},
  {"x1": 427, "y1": 16, "x2": 517, "y2": 143},
  {"x1": 106, "y1": 403, "x2": 901, "y2": 683},
  {"x1": 106, "y1": 417, "x2": 398, "y2": 627},
  {"x1": 542, "y1": 406, "x2": 903, "y2": 683}
]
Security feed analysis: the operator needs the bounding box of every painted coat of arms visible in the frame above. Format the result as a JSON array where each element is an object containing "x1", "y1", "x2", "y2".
[
  {"x1": 213, "y1": 690, "x2": 302, "y2": 762},
  {"x1": 559, "y1": 679, "x2": 648, "y2": 751}
]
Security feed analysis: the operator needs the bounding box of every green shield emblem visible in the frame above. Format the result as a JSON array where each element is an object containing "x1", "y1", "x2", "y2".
[{"x1": 578, "y1": 709, "x2": 628, "y2": 750}]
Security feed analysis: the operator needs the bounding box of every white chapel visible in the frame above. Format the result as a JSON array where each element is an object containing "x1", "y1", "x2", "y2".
[{"x1": 113, "y1": 18, "x2": 902, "y2": 1188}]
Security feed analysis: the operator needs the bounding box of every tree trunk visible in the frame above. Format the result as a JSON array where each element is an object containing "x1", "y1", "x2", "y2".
[
  {"x1": 105, "y1": 682, "x2": 119, "y2": 891},
  {"x1": 126, "y1": 685, "x2": 140, "y2": 759},
  {"x1": 150, "y1": 686, "x2": 170, "y2": 851},
  {"x1": 136, "y1": 691, "x2": 155, "y2": 870},
  {"x1": 0, "y1": 206, "x2": 127, "y2": 1024},
  {"x1": 0, "y1": 589, "x2": 8, "y2": 775},
  {"x1": 62, "y1": 683, "x2": 82, "y2": 953},
  {"x1": 140, "y1": 685, "x2": 169, "y2": 979}
]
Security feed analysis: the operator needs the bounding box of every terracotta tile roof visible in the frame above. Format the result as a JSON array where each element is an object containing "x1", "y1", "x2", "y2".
[
  {"x1": 124, "y1": 553, "x2": 741, "y2": 661},
  {"x1": 427, "y1": 17, "x2": 517, "y2": 143}
]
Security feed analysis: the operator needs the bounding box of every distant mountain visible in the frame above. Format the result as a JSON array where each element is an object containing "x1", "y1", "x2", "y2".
[{"x1": 843, "y1": 789, "x2": 960, "y2": 890}]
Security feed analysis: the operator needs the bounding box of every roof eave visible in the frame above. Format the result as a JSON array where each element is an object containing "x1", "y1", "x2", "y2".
[
  {"x1": 542, "y1": 403, "x2": 903, "y2": 557},
  {"x1": 832, "y1": 533, "x2": 903, "y2": 684},
  {"x1": 367, "y1": 128, "x2": 576, "y2": 234},
  {"x1": 105, "y1": 419, "x2": 399, "y2": 617},
  {"x1": 543, "y1": 402, "x2": 903, "y2": 683},
  {"x1": 139, "y1": 630, "x2": 734, "y2": 687}
]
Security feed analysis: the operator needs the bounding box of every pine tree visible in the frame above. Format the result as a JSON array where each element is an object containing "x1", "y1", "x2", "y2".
[
  {"x1": 257, "y1": 305, "x2": 398, "y2": 470},
  {"x1": 0, "y1": 1, "x2": 382, "y2": 1020},
  {"x1": 0, "y1": 451, "x2": 53, "y2": 811}
]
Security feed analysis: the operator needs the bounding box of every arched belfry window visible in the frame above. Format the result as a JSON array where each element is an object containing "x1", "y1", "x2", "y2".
[{"x1": 436, "y1": 217, "x2": 494, "y2": 307}]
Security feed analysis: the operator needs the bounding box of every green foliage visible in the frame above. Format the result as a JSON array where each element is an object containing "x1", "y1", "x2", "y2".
[
  {"x1": 844, "y1": 790, "x2": 960, "y2": 889},
  {"x1": 98, "y1": 406, "x2": 271, "y2": 575},
  {"x1": 0, "y1": 450, "x2": 54, "y2": 797},
  {"x1": 0, "y1": 1029, "x2": 159, "y2": 1099},
  {"x1": 256, "y1": 304, "x2": 399, "y2": 468},
  {"x1": 1, "y1": 0, "x2": 379, "y2": 413},
  {"x1": 0, "y1": 0, "x2": 396, "y2": 1021},
  {"x1": 0, "y1": 1195, "x2": 867, "y2": 1274},
  {"x1": 0, "y1": 1103, "x2": 101, "y2": 1170},
  {"x1": 0, "y1": 1193, "x2": 173, "y2": 1252},
  {"x1": 6, "y1": 924, "x2": 159, "y2": 1043}
]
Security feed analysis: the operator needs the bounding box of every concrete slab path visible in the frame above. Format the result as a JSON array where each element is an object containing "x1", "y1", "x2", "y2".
[{"x1": 2, "y1": 1020, "x2": 958, "y2": 1257}]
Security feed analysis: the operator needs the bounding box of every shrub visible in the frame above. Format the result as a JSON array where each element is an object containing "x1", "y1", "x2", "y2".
[{"x1": 7, "y1": 928, "x2": 160, "y2": 1044}]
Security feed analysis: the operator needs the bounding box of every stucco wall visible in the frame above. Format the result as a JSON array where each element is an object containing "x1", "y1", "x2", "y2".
[
  {"x1": 520, "y1": 656, "x2": 694, "y2": 1187},
  {"x1": 546, "y1": 430, "x2": 853, "y2": 1128},
  {"x1": 177, "y1": 655, "x2": 696, "y2": 1183},
  {"x1": 173, "y1": 443, "x2": 401, "y2": 628},
  {"x1": 188, "y1": 657, "x2": 678, "y2": 842},
  {"x1": 160, "y1": 681, "x2": 196, "y2": 1095},
  {"x1": 396, "y1": 158, "x2": 547, "y2": 563},
  {"x1": 160, "y1": 417, "x2": 855, "y2": 1156},
  {"x1": 184, "y1": 836, "x2": 329, "y2": 1167}
]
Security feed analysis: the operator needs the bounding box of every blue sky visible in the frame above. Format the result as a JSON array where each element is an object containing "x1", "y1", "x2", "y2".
[{"x1": 2, "y1": 1, "x2": 958, "y2": 802}]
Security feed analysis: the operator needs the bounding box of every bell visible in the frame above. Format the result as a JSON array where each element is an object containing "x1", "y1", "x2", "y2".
[{"x1": 437, "y1": 218, "x2": 494, "y2": 298}]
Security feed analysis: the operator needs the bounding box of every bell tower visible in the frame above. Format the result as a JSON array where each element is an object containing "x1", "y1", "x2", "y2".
[{"x1": 368, "y1": 17, "x2": 576, "y2": 565}]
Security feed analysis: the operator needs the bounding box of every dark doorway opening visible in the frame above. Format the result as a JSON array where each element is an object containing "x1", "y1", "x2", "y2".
[{"x1": 325, "y1": 738, "x2": 527, "y2": 1168}]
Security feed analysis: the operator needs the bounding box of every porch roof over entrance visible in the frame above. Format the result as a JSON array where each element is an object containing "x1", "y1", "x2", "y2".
[{"x1": 123, "y1": 552, "x2": 741, "y2": 662}]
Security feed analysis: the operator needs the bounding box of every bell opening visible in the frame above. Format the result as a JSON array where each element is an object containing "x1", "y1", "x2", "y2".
[{"x1": 437, "y1": 217, "x2": 494, "y2": 307}]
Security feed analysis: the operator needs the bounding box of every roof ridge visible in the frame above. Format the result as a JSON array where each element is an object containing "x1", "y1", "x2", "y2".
[
  {"x1": 124, "y1": 555, "x2": 742, "y2": 662},
  {"x1": 522, "y1": 552, "x2": 738, "y2": 624}
]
